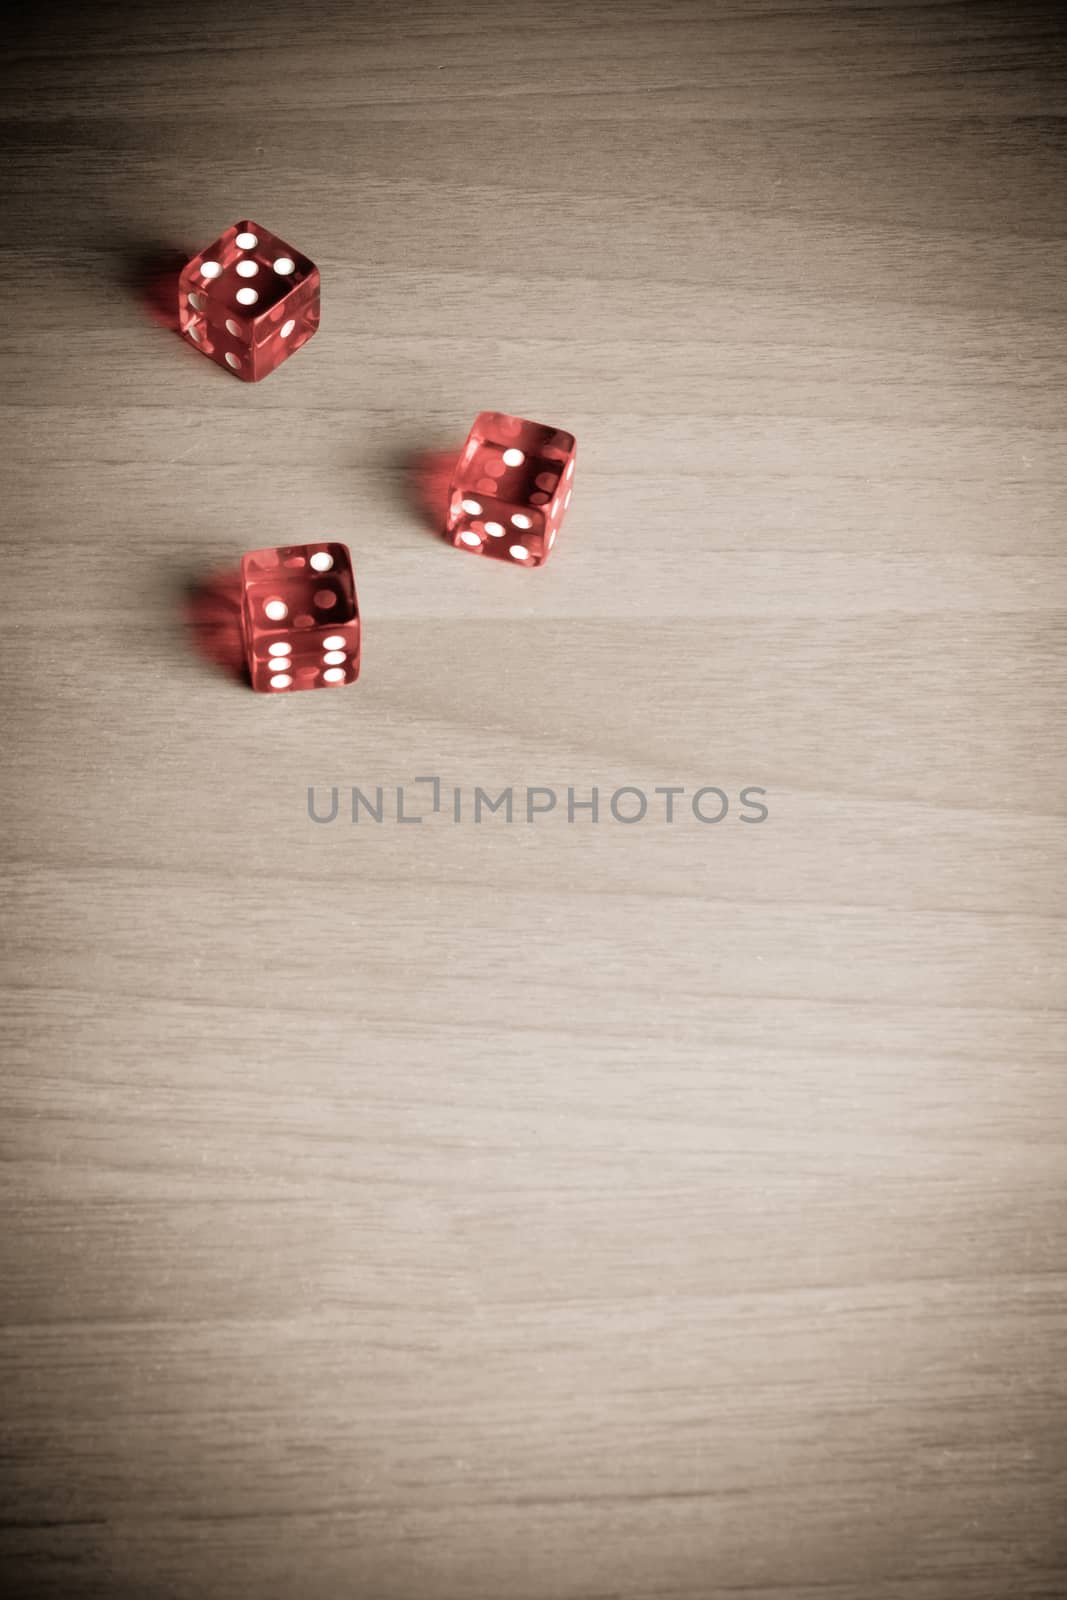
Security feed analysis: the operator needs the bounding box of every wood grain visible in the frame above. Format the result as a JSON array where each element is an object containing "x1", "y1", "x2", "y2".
[{"x1": 1, "y1": 2, "x2": 1066, "y2": 1596}]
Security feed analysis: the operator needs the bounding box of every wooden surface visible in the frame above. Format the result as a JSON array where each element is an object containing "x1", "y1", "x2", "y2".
[{"x1": 2, "y1": 2, "x2": 1066, "y2": 1596}]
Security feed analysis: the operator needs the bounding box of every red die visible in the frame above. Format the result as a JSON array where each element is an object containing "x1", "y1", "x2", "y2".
[
  {"x1": 179, "y1": 220, "x2": 319, "y2": 382},
  {"x1": 447, "y1": 412, "x2": 576, "y2": 566},
  {"x1": 240, "y1": 542, "x2": 360, "y2": 693}
]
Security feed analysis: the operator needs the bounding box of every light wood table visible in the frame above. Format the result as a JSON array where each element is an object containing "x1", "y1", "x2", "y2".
[{"x1": 2, "y1": 2, "x2": 1065, "y2": 1596}]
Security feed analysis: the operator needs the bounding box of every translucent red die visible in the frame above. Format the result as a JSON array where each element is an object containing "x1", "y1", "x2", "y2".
[
  {"x1": 179, "y1": 220, "x2": 319, "y2": 382},
  {"x1": 240, "y1": 542, "x2": 360, "y2": 693},
  {"x1": 447, "y1": 412, "x2": 576, "y2": 566}
]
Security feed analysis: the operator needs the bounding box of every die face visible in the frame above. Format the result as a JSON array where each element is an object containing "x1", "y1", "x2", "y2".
[
  {"x1": 179, "y1": 220, "x2": 320, "y2": 381},
  {"x1": 447, "y1": 412, "x2": 576, "y2": 565},
  {"x1": 449, "y1": 493, "x2": 547, "y2": 565},
  {"x1": 240, "y1": 543, "x2": 360, "y2": 692},
  {"x1": 249, "y1": 277, "x2": 321, "y2": 381},
  {"x1": 246, "y1": 618, "x2": 360, "y2": 692}
]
